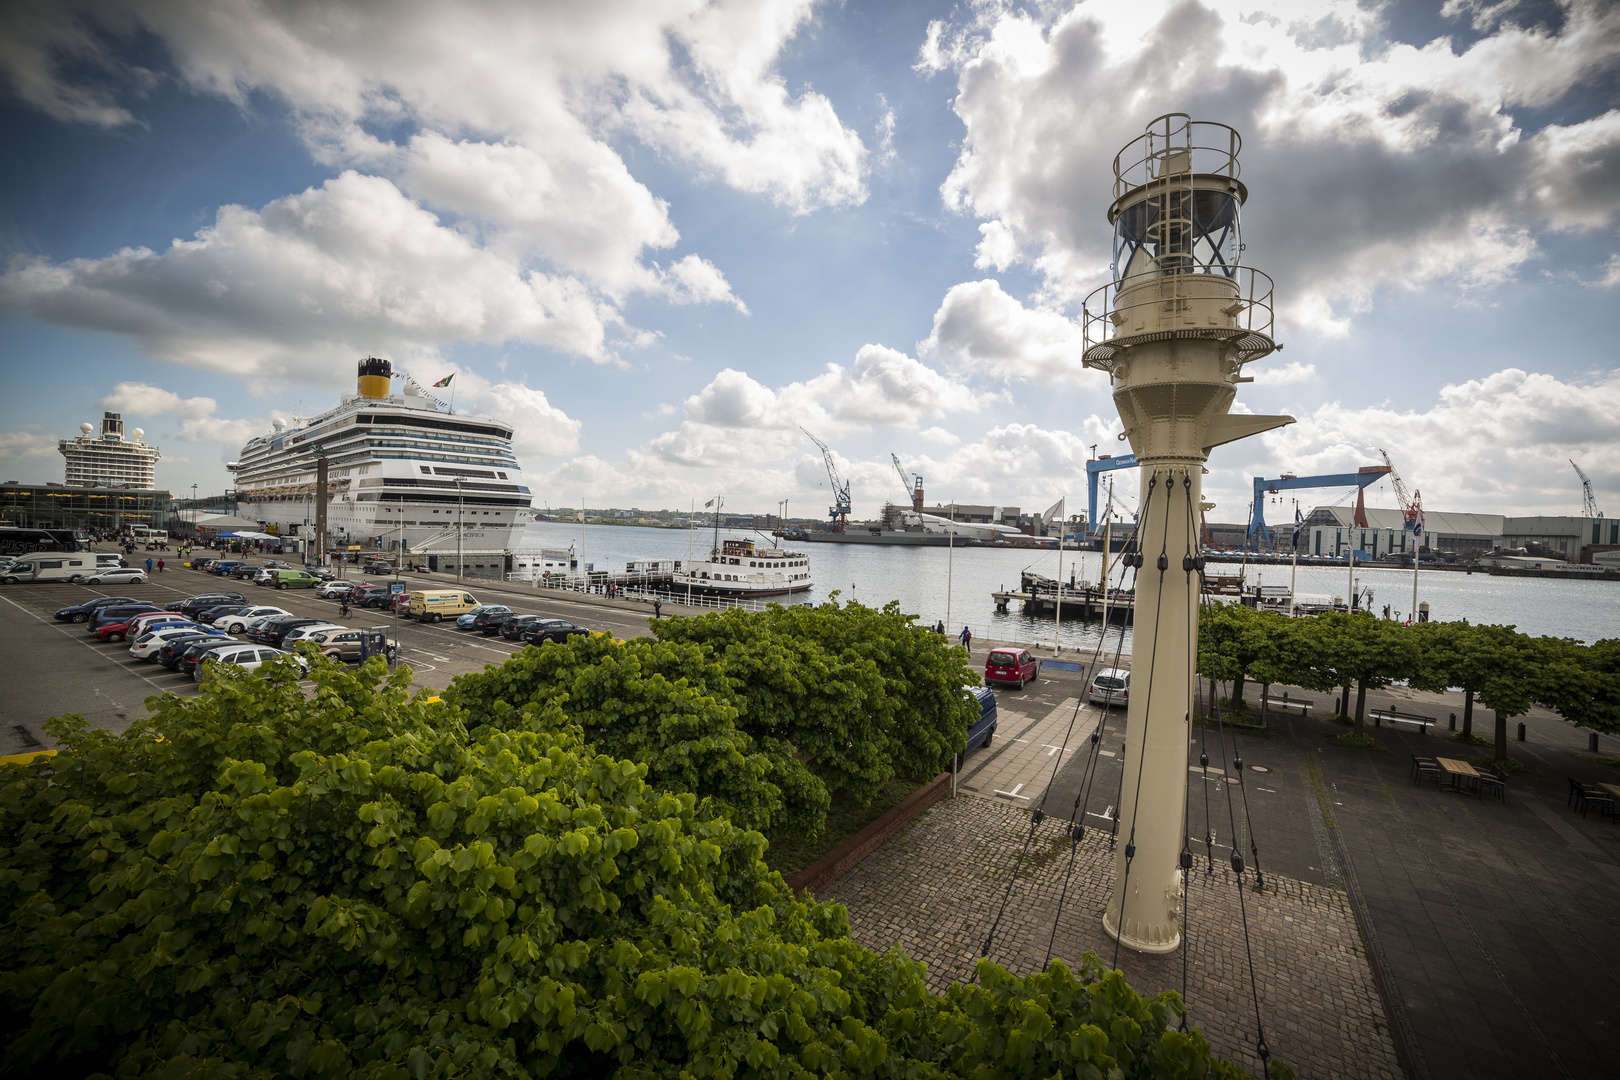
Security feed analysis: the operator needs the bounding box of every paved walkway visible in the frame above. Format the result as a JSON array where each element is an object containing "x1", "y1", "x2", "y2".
[{"x1": 823, "y1": 795, "x2": 1400, "y2": 1080}]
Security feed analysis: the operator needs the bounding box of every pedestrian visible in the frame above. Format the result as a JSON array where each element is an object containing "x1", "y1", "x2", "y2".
[
  {"x1": 935, "y1": 619, "x2": 945, "y2": 635},
  {"x1": 959, "y1": 625, "x2": 972, "y2": 654},
  {"x1": 145, "y1": 557, "x2": 154, "y2": 574},
  {"x1": 339, "y1": 596, "x2": 350, "y2": 618},
  {"x1": 653, "y1": 598, "x2": 662, "y2": 619},
  {"x1": 156, "y1": 558, "x2": 165, "y2": 573}
]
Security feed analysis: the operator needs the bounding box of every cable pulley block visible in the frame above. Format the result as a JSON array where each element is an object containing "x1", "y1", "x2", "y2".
[
  {"x1": 1233, "y1": 757, "x2": 1243, "y2": 770},
  {"x1": 1200, "y1": 752, "x2": 1208, "y2": 767},
  {"x1": 1156, "y1": 553, "x2": 1169, "y2": 571},
  {"x1": 1070, "y1": 824, "x2": 1085, "y2": 841},
  {"x1": 1031, "y1": 808, "x2": 1044, "y2": 826},
  {"x1": 1125, "y1": 840, "x2": 1136, "y2": 860},
  {"x1": 1231, "y1": 852, "x2": 1244, "y2": 873},
  {"x1": 1183, "y1": 555, "x2": 1197, "y2": 572},
  {"x1": 1179, "y1": 850, "x2": 1193, "y2": 869},
  {"x1": 1090, "y1": 731, "x2": 1100, "y2": 744}
]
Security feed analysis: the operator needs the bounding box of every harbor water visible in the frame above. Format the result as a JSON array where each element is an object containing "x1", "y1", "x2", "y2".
[{"x1": 519, "y1": 522, "x2": 1619, "y2": 647}]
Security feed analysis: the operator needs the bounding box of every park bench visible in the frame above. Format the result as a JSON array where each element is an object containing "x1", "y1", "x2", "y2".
[
  {"x1": 1264, "y1": 696, "x2": 1312, "y2": 715},
  {"x1": 1371, "y1": 708, "x2": 1434, "y2": 734}
]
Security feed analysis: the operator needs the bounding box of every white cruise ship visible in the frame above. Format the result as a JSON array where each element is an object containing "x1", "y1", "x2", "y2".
[
  {"x1": 672, "y1": 537, "x2": 813, "y2": 599},
  {"x1": 230, "y1": 358, "x2": 534, "y2": 552}
]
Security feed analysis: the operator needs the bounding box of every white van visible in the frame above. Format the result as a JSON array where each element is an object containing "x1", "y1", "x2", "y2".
[{"x1": 0, "y1": 554, "x2": 96, "y2": 584}]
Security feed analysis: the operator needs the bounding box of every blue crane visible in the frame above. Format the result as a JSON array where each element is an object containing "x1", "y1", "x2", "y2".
[
  {"x1": 1243, "y1": 466, "x2": 1390, "y2": 551},
  {"x1": 1086, "y1": 454, "x2": 1137, "y2": 535}
]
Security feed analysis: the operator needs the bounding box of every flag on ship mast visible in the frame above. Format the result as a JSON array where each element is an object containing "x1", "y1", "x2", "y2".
[
  {"x1": 1292, "y1": 504, "x2": 1304, "y2": 547},
  {"x1": 432, "y1": 373, "x2": 454, "y2": 387}
]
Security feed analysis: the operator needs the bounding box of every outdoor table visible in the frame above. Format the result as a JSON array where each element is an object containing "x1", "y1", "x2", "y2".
[
  {"x1": 1435, "y1": 757, "x2": 1480, "y2": 795},
  {"x1": 1600, "y1": 783, "x2": 1620, "y2": 802}
]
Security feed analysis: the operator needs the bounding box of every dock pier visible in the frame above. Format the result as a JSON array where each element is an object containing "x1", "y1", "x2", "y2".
[{"x1": 992, "y1": 583, "x2": 1136, "y2": 625}]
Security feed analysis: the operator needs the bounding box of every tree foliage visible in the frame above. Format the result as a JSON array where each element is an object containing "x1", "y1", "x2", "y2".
[{"x1": 0, "y1": 653, "x2": 1272, "y2": 1080}]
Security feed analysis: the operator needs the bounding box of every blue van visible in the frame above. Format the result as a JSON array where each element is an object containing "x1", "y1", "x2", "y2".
[{"x1": 965, "y1": 686, "x2": 998, "y2": 753}]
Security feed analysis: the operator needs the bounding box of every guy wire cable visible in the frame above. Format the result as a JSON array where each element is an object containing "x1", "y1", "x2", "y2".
[
  {"x1": 1177, "y1": 468, "x2": 1200, "y2": 1030},
  {"x1": 1040, "y1": 554, "x2": 1140, "y2": 970},
  {"x1": 984, "y1": 528, "x2": 1142, "y2": 972},
  {"x1": 1199, "y1": 580, "x2": 1274, "y2": 1074},
  {"x1": 1110, "y1": 468, "x2": 1174, "y2": 972},
  {"x1": 1106, "y1": 523, "x2": 1149, "y2": 850},
  {"x1": 1181, "y1": 479, "x2": 1269, "y2": 893}
]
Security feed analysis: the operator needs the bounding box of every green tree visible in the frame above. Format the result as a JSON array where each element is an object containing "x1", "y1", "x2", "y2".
[
  {"x1": 0, "y1": 653, "x2": 1281, "y2": 1079},
  {"x1": 1464, "y1": 625, "x2": 1546, "y2": 761},
  {"x1": 1409, "y1": 621, "x2": 1495, "y2": 738},
  {"x1": 1532, "y1": 638, "x2": 1620, "y2": 738},
  {"x1": 1299, "y1": 613, "x2": 1420, "y2": 730},
  {"x1": 652, "y1": 600, "x2": 975, "y2": 799}
]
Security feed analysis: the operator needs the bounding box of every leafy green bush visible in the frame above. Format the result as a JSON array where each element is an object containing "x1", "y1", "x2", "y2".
[{"x1": 0, "y1": 654, "x2": 1274, "y2": 1079}]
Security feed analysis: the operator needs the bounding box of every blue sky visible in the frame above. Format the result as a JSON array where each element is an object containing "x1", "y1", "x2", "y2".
[{"x1": 1, "y1": 0, "x2": 1616, "y2": 525}]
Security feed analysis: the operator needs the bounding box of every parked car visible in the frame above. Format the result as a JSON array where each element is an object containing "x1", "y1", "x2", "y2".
[
  {"x1": 259, "y1": 617, "x2": 327, "y2": 648},
  {"x1": 499, "y1": 614, "x2": 549, "y2": 641},
  {"x1": 456, "y1": 605, "x2": 512, "y2": 630},
  {"x1": 466, "y1": 606, "x2": 516, "y2": 633},
  {"x1": 95, "y1": 613, "x2": 187, "y2": 642},
  {"x1": 299, "y1": 627, "x2": 398, "y2": 664},
  {"x1": 307, "y1": 566, "x2": 336, "y2": 581},
  {"x1": 261, "y1": 560, "x2": 293, "y2": 571},
  {"x1": 88, "y1": 604, "x2": 164, "y2": 634},
  {"x1": 178, "y1": 638, "x2": 249, "y2": 676},
  {"x1": 179, "y1": 593, "x2": 248, "y2": 618},
  {"x1": 129, "y1": 624, "x2": 223, "y2": 660},
  {"x1": 280, "y1": 622, "x2": 347, "y2": 646},
  {"x1": 195, "y1": 604, "x2": 251, "y2": 624},
  {"x1": 315, "y1": 580, "x2": 361, "y2": 598},
  {"x1": 210, "y1": 561, "x2": 248, "y2": 576},
  {"x1": 156, "y1": 634, "x2": 233, "y2": 669},
  {"x1": 214, "y1": 606, "x2": 293, "y2": 633},
  {"x1": 126, "y1": 612, "x2": 196, "y2": 636},
  {"x1": 1087, "y1": 667, "x2": 1130, "y2": 707},
  {"x1": 54, "y1": 596, "x2": 139, "y2": 623},
  {"x1": 187, "y1": 558, "x2": 218, "y2": 572},
  {"x1": 195, "y1": 645, "x2": 308, "y2": 681},
  {"x1": 270, "y1": 569, "x2": 322, "y2": 590},
  {"x1": 983, "y1": 647, "x2": 1040, "y2": 690},
  {"x1": 962, "y1": 686, "x2": 998, "y2": 759},
  {"x1": 387, "y1": 590, "x2": 413, "y2": 612},
  {"x1": 522, "y1": 619, "x2": 590, "y2": 645},
  {"x1": 355, "y1": 586, "x2": 393, "y2": 609},
  {"x1": 86, "y1": 567, "x2": 149, "y2": 585},
  {"x1": 363, "y1": 561, "x2": 394, "y2": 575}
]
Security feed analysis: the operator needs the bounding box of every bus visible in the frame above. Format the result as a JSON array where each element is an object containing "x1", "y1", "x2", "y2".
[{"x1": 0, "y1": 527, "x2": 88, "y2": 556}]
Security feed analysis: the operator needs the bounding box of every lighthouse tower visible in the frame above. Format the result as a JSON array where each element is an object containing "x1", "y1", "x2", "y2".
[{"x1": 1082, "y1": 115, "x2": 1293, "y2": 953}]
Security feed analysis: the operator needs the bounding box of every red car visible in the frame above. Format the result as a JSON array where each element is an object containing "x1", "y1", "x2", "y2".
[
  {"x1": 96, "y1": 615, "x2": 187, "y2": 643},
  {"x1": 983, "y1": 647, "x2": 1040, "y2": 690}
]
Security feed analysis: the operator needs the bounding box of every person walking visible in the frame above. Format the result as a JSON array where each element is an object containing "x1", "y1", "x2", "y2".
[
  {"x1": 145, "y1": 557, "x2": 154, "y2": 575},
  {"x1": 935, "y1": 619, "x2": 945, "y2": 635},
  {"x1": 959, "y1": 625, "x2": 972, "y2": 654},
  {"x1": 156, "y1": 558, "x2": 165, "y2": 573},
  {"x1": 653, "y1": 598, "x2": 662, "y2": 619}
]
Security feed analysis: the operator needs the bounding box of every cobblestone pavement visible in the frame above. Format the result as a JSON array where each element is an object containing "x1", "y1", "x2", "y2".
[{"x1": 823, "y1": 795, "x2": 1401, "y2": 1080}]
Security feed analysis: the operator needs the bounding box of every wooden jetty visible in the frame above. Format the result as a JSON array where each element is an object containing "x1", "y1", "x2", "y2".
[{"x1": 992, "y1": 578, "x2": 1136, "y2": 625}]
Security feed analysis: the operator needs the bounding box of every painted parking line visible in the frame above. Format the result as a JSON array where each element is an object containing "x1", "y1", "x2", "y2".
[{"x1": 994, "y1": 782, "x2": 1030, "y2": 801}]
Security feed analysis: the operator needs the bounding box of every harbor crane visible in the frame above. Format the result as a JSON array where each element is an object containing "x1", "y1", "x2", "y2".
[
  {"x1": 1242, "y1": 464, "x2": 1391, "y2": 552},
  {"x1": 801, "y1": 427, "x2": 852, "y2": 530},
  {"x1": 1572, "y1": 459, "x2": 1603, "y2": 519},
  {"x1": 1378, "y1": 449, "x2": 1423, "y2": 538},
  {"x1": 890, "y1": 453, "x2": 924, "y2": 511},
  {"x1": 1086, "y1": 454, "x2": 1138, "y2": 536}
]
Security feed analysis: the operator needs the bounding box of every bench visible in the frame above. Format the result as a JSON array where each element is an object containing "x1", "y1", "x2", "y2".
[
  {"x1": 1264, "y1": 697, "x2": 1312, "y2": 715},
  {"x1": 1371, "y1": 710, "x2": 1434, "y2": 734}
]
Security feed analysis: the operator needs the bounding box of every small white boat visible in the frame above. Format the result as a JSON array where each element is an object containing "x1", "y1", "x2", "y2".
[{"x1": 672, "y1": 537, "x2": 813, "y2": 598}]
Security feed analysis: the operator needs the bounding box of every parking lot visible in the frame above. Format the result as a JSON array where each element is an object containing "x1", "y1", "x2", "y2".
[{"x1": 0, "y1": 554, "x2": 663, "y2": 757}]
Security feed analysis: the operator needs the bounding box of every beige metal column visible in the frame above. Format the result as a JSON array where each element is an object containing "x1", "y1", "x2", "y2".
[{"x1": 1082, "y1": 115, "x2": 1293, "y2": 954}]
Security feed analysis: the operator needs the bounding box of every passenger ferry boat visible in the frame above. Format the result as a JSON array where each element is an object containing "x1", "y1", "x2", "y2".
[
  {"x1": 230, "y1": 358, "x2": 535, "y2": 551},
  {"x1": 672, "y1": 537, "x2": 813, "y2": 598}
]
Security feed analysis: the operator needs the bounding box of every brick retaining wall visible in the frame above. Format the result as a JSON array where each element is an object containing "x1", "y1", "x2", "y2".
[{"x1": 786, "y1": 772, "x2": 952, "y2": 894}]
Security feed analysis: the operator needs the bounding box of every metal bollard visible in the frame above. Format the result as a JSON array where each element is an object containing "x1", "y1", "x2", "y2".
[
  {"x1": 1449, "y1": 712, "x2": 1456, "y2": 731},
  {"x1": 1517, "y1": 722, "x2": 1526, "y2": 742},
  {"x1": 1591, "y1": 732, "x2": 1600, "y2": 753}
]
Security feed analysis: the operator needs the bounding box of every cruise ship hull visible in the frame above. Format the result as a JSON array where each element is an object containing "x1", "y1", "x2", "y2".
[{"x1": 777, "y1": 528, "x2": 964, "y2": 546}]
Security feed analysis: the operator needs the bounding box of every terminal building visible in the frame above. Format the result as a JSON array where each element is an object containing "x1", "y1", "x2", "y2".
[
  {"x1": 1299, "y1": 505, "x2": 1619, "y2": 563},
  {"x1": 59, "y1": 412, "x2": 161, "y2": 488},
  {"x1": 0, "y1": 481, "x2": 172, "y2": 533}
]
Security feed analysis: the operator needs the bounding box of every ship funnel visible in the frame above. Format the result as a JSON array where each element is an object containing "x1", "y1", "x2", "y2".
[{"x1": 357, "y1": 357, "x2": 392, "y2": 400}]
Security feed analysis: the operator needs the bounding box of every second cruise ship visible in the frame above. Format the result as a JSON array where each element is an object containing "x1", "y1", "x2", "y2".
[{"x1": 230, "y1": 358, "x2": 535, "y2": 551}]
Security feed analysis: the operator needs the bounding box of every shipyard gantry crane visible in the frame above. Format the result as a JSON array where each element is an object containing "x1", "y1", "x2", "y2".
[
  {"x1": 801, "y1": 427, "x2": 852, "y2": 530},
  {"x1": 1243, "y1": 464, "x2": 1391, "y2": 552},
  {"x1": 1379, "y1": 449, "x2": 1423, "y2": 537},
  {"x1": 890, "y1": 453, "x2": 924, "y2": 511},
  {"x1": 1086, "y1": 453, "x2": 1137, "y2": 536},
  {"x1": 1572, "y1": 459, "x2": 1604, "y2": 519}
]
